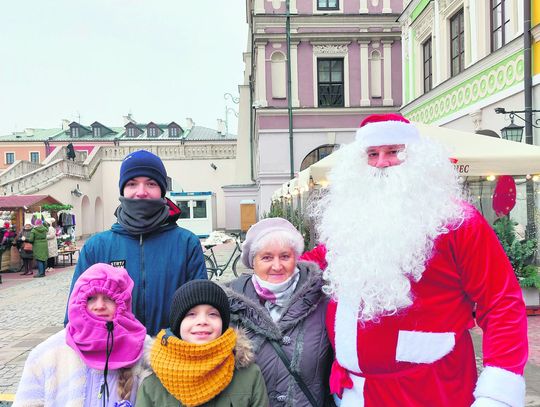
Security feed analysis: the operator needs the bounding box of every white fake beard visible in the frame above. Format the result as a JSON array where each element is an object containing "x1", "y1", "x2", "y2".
[{"x1": 311, "y1": 139, "x2": 465, "y2": 322}]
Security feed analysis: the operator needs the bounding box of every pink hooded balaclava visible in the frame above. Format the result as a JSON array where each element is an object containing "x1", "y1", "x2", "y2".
[{"x1": 66, "y1": 263, "x2": 146, "y2": 370}]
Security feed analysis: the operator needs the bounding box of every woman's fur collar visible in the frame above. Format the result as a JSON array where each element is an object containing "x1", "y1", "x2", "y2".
[
  {"x1": 143, "y1": 327, "x2": 255, "y2": 371},
  {"x1": 225, "y1": 261, "x2": 326, "y2": 341}
]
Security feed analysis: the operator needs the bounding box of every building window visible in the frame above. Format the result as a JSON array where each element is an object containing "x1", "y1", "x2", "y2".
[
  {"x1": 176, "y1": 201, "x2": 190, "y2": 219},
  {"x1": 71, "y1": 127, "x2": 79, "y2": 138},
  {"x1": 318, "y1": 0, "x2": 338, "y2": 10},
  {"x1": 491, "y1": 0, "x2": 510, "y2": 51},
  {"x1": 300, "y1": 144, "x2": 336, "y2": 171},
  {"x1": 148, "y1": 127, "x2": 157, "y2": 137},
  {"x1": 93, "y1": 127, "x2": 101, "y2": 138},
  {"x1": 193, "y1": 200, "x2": 207, "y2": 219},
  {"x1": 318, "y1": 58, "x2": 344, "y2": 107},
  {"x1": 169, "y1": 127, "x2": 178, "y2": 137},
  {"x1": 5, "y1": 152, "x2": 15, "y2": 165},
  {"x1": 127, "y1": 127, "x2": 135, "y2": 138},
  {"x1": 423, "y1": 37, "x2": 433, "y2": 93},
  {"x1": 450, "y1": 9, "x2": 464, "y2": 76},
  {"x1": 30, "y1": 152, "x2": 40, "y2": 163}
]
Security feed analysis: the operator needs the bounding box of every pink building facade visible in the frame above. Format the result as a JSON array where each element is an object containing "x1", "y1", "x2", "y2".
[{"x1": 225, "y1": 0, "x2": 404, "y2": 221}]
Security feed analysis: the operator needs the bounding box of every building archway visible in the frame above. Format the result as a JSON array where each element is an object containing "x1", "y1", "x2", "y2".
[
  {"x1": 300, "y1": 144, "x2": 337, "y2": 171},
  {"x1": 81, "y1": 195, "x2": 92, "y2": 238}
]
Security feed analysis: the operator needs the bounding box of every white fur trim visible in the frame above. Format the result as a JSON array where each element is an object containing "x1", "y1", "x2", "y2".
[
  {"x1": 356, "y1": 120, "x2": 420, "y2": 147},
  {"x1": 341, "y1": 374, "x2": 366, "y2": 407},
  {"x1": 335, "y1": 301, "x2": 361, "y2": 373},
  {"x1": 471, "y1": 397, "x2": 510, "y2": 407},
  {"x1": 473, "y1": 366, "x2": 525, "y2": 407},
  {"x1": 395, "y1": 331, "x2": 455, "y2": 363}
]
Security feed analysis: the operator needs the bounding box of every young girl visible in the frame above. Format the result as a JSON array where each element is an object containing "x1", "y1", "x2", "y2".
[
  {"x1": 14, "y1": 263, "x2": 149, "y2": 407},
  {"x1": 136, "y1": 280, "x2": 268, "y2": 407}
]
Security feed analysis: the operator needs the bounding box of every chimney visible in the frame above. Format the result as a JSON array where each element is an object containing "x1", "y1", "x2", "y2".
[
  {"x1": 62, "y1": 119, "x2": 71, "y2": 130},
  {"x1": 217, "y1": 119, "x2": 226, "y2": 136},
  {"x1": 185, "y1": 117, "x2": 194, "y2": 130},
  {"x1": 123, "y1": 113, "x2": 136, "y2": 125}
]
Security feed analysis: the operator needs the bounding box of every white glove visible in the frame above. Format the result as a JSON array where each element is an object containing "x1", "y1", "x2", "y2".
[{"x1": 471, "y1": 397, "x2": 510, "y2": 407}]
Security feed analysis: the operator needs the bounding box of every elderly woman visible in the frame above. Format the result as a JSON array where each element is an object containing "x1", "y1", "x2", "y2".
[{"x1": 226, "y1": 217, "x2": 333, "y2": 407}]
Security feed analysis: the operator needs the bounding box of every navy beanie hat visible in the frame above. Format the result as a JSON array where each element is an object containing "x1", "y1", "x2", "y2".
[{"x1": 119, "y1": 150, "x2": 167, "y2": 197}]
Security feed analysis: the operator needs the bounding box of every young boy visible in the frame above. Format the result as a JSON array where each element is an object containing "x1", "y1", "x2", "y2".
[{"x1": 136, "y1": 280, "x2": 268, "y2": 407}]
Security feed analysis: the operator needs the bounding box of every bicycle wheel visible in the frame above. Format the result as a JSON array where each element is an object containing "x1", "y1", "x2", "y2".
[
  {"x1": 231, "y1": 254, "x2": 242, "y2": 277},
  {"x1": 204, "y1": 254, "x2": 217, "y2": 280}
]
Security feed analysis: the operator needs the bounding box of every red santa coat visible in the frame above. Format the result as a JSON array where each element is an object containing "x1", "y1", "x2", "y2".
[{"x1": 326, "y1": 205, "x2": 528, "y2": 407}]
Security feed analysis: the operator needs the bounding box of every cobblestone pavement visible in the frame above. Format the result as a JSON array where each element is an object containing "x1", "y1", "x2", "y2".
[{"x1": 1, "y1": 241, "x2": 539, "y2": 406}]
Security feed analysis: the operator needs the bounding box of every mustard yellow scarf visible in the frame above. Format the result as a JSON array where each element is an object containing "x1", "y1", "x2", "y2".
[{"x1": 150, "y1": 328, "x2": 237, "y2": 407}]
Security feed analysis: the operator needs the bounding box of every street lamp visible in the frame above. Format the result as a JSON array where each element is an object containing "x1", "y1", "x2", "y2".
[
  {"x1": 501, "y1": 114, "x2": 524, "y2": 142},
  {"x1": 494, "y1": 107, "x2": 539, "y2": 142}
]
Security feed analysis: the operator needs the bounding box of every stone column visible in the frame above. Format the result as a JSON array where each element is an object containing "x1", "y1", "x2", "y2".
[
  {"x1": 382, "y1": 40, "x2": 394, "y2": 106},
  {"x1": 359, "y1": 40, "x2": 370, "y2": 106}
]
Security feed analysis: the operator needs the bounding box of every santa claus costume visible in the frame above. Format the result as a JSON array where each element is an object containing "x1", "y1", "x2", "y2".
[{"x1": 314, "y1": 114, "x2": 528, "y2": 407}]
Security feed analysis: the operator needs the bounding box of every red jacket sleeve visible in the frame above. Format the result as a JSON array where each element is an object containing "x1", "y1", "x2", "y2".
[{"x1": 455, "y1": 207, "x2": 528, "y2": 375}]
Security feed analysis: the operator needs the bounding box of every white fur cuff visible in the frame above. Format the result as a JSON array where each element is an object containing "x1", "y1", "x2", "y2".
[{"x1": 473, "y1": 366, "x2": 525, "y2": 407}]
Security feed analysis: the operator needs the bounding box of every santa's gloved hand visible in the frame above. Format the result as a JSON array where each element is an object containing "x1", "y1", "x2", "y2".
[{"x1": 471, "y1": 397, "x2": 510, "y2": 407}]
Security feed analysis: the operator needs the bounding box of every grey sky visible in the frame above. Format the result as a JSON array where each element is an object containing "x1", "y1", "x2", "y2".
[{"x1": 0, "y1": 1, "x2": 246, "y2": 135}]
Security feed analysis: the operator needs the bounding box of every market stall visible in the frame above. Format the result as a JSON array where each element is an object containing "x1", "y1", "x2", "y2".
[{"x1": 0, "y1": 195, "x2": 63, "y2": 272}]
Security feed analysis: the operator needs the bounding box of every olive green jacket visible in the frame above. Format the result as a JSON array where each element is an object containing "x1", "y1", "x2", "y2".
[
  {"x1": 135, "y1": 329, "x2": 269, "y2": 407},
  {"x1": 28, "y1": 225, "x2": 49, "y2": 261}
]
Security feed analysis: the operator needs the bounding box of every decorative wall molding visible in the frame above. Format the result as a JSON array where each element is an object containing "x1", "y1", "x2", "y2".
[
  {"x1": 438, "y1": 0, "x2": 463, "y2": 18},
  {"x1": 412, "y1": 2, "x2": 434, "y2": 43},
  {"x1": 405, "y1": 51, "x2": 524, "y2": 124},
  {"x1": 469, "y1": 109, "x2": 482, "y2": 130},
  {"x1": 312, "y1": 44, "x2": 349, "y2": 55}
]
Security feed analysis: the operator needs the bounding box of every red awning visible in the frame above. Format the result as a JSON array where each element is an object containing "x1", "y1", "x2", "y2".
[{"x1": 0, "y1": 195, "x2": 62, "y2": 210}]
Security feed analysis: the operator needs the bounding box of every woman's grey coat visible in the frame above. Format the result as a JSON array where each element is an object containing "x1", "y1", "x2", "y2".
[{"x1": 226, "y1": 261, "x2": 333, "y2": 407}]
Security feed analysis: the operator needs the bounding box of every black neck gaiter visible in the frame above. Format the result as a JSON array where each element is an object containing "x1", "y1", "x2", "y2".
[{"x1": 115, "y1": 197, "x2": 170, "y2": 235}]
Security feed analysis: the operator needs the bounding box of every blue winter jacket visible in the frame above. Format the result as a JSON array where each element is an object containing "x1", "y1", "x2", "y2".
[{"x1": 65, "y1": 222, "x2": 207, "y2": 335}]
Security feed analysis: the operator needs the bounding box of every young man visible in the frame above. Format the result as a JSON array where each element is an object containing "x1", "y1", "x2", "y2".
[
  {"x1": 313, "y1": 114, "x2": 528, "y2": 407},
  {"x1": 66, "y1": 150, "x2": 206, "y2": 335}
]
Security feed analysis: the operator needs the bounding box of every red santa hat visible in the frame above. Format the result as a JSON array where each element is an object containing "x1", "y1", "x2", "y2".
[{"x1": 356, "y1": 113, "x2": 420, "y2": 148}]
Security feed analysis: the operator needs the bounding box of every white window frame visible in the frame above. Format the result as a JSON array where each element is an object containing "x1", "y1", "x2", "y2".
[
  {"x1": 5, "y1": 152, "x2": 15, "y2": 165},
  {"x1": 29, "y1": 151, "x2": 40, "y2": 163}
]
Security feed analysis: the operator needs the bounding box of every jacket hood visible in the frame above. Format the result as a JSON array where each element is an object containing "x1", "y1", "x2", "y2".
[
  {"x1": 144, "y1": 327, "x2": 255, "y2": 370},
  {"x1": 225, "y1": 261, "x2": 325, "y2": 341}
]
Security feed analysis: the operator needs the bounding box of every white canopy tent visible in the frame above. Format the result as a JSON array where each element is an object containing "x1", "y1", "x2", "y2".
[{"x1": 273, "y1": 123, "x2": 540, "y2": 198}]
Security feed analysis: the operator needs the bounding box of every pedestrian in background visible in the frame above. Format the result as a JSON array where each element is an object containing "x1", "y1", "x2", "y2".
[
  {"x1": 17, "y1": 224, "x2": 34, "y2": 276},
  {"x1": 66, "y1": 149, "x2": 207, "y2": 336},
  {"x1": 137, "y1": 280, "x2": 268, "y2": 406},
  {"x1": 14, "y1": 263, "x2": 149, "y2": 407},
  {"x1": 27, "y1": 219, "x2": 48, "y2": 278},
  {"x1": 46, "y1": 218, "x2": 58, "y2": 272}
]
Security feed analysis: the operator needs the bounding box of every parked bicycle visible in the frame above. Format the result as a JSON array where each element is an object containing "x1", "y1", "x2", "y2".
[{"x1": 203, "y1": 232, "x2": 244, "y2": 280}]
